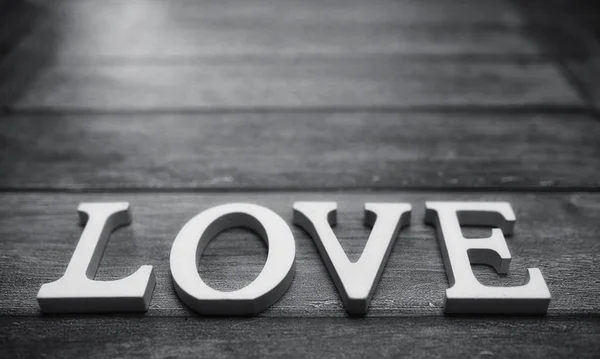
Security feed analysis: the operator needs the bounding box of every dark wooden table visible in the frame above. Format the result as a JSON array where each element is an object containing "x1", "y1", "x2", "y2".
[{"x1": 1, "y1": 0, "x2": 599, "y2": 357}]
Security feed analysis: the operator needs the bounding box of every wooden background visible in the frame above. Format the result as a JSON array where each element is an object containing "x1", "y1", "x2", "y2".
[{"x1": 1, "y1": 0, "x2": 599, "y2": 357}]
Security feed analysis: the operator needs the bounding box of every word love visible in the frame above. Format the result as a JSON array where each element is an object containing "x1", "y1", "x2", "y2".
[{"x1": 37, "y1": 201, "x2": 551, "y2": 316}]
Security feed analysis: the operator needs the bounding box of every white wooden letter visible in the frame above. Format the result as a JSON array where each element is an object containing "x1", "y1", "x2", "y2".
[
  {"x1": 424, "y1": 202, "x2": 550, "y2": 314},
  {"x1": 170, "y1": 203, "x2": 295, "y2": 315},
  {"x1": 37, "y1": 202, "x2": 156, "y2": 313},
  {"x1": 293, "y1": 202, "x2": 411, "y2": 315}
]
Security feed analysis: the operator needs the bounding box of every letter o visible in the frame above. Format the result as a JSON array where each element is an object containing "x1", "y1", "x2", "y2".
[{"x1": 170, "y1": 203, "x2": 296, "y2": 315}]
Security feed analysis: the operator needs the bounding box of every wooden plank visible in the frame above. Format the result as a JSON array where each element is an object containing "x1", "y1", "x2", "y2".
[
  {"x1": 1, "y1": 113, "x2": 599, "y2": 190},
  {"x1": 517, "y1": 0, "x2": 600, "y2": 111},
  {"x1": 0, "y1": 0, "x2": 41, "y2": 64},
  {"x1": 8, "y1": 0, "x2": 537, "y2": 60},
  {"x1": 12, "y1": 22, "x2": 540, "y2": 60},
  {"x1": 39, "y1": 0, "x2": 526, "y2": 30},
  {"x1": 0, "y1": 58, "x2": 581, "y2": 110},
  {"x1": 1, "y1": 192, "x2": 598, "y2": 317},
  {"x1": 1, "y1": 317, "x2": 599, "y2": 358}
]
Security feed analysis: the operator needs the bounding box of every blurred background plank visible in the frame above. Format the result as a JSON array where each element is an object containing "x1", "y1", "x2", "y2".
[
  {"x1": 0, "y1": 0, "x2": 40, "y2": 64},
  {"x1": 516, "y1": 0, "x2": 600, "y2": 111},
  {"x1": 1, "y1": 113, "x2": 598, "y2": 190},
  {"x1": 1, "y1": 192, "x2": 599, "y2": 317},
  {"x1": 40, "y1": 0, "x2": 525, "y2": 28},
  {"x1": 9, "y1": 0, "x2": 535, "y2": 59},
  {"x1": 0, "y1": 0, "x2": 581, "y2": 110},
  {"x1": 0, "y1": 59, "x2": 580, "y2": 111}
]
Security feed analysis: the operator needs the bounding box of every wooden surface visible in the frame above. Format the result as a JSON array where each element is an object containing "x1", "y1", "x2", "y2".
[
  {"x1": 0, "y1": 60, "x2": 580, "y2": 111},
  {"x1": 1, "y1": 113, "x2": 599, "y2": 190},
  {"x1": 0, "y1": 0, "x2": 599, "y2": 357},
  {"x1": 2, "y1": 317, "x2": 599, "y2": 358},
  {"x1": 0, "y1": 1, "x2": 581, "y2": 110},
  {"x1": 10, "y1": 1, "x2": 537, "y2": 59},
  {"x1": 516, "y1": 0, "x2": 600, "y2": 110},
  {"x1": 0, "y1": 0, "x2": 39, "y2": 63}
]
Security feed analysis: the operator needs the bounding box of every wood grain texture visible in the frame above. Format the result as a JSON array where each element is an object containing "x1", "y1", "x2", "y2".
[
  {"x1": 0, "y1": 59, "x2": 581, "y2": 110},
  {"x1": 1, "y1": 192, "x2": 599, "y2": 317},
  {"x1": 1, "y1": 113, "x2": 599, "y2": 190},
  {"x1": 8, "y1": 0, "x2": 537, "y2": 60},
  {"x1": 2, "y1": 317, "x2": 599, "y2": 359}
]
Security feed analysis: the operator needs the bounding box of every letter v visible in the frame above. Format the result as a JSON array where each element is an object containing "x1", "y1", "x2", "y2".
[{"x1": 293, "y1": 202, "x2": 411, "y2": 315}]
